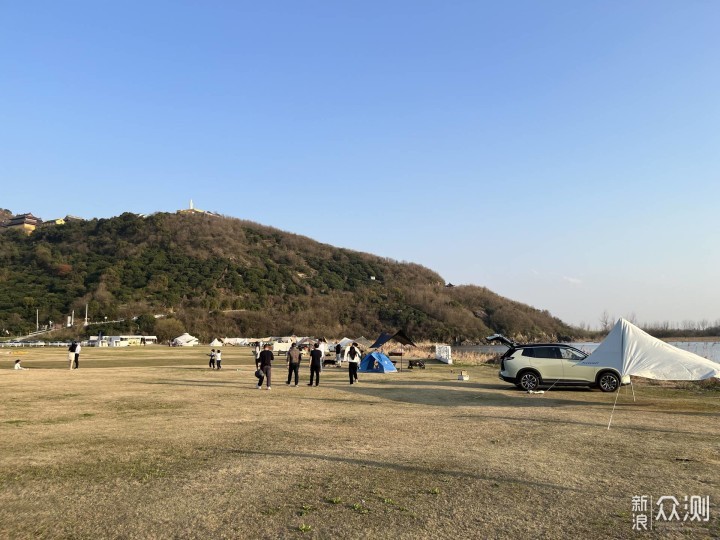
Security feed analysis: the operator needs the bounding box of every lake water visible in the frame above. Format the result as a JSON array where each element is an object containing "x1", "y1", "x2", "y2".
[{"x1": 458, "y1": 341, "x2": 720, "y2": 363}]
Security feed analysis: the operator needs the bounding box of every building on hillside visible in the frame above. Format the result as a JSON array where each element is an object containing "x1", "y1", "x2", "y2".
[
  {"x1": 177, "y1": 199, "x2": 219, "y2": 217},
  {"x1": 39, "y1": 215, "x2": 86, "y2": 228},
  {"x1": 3, "y1": 213, "x2": 42, "y2": 234}
]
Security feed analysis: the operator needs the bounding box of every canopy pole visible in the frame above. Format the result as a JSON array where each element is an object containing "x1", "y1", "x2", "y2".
[
  {"x1": 630, "y1": 379, "x2": 636, "y2": 403},
  {"x1": 542, "y1": 378, "x2": 560, "y2": 394},
  {"x1": 607, "y1": 388, "x2": 621, "y2": 430}
]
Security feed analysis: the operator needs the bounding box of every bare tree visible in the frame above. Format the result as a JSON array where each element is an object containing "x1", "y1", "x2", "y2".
[{"x1": 599, "y1": 310, "x2": 613, "y2": 333}]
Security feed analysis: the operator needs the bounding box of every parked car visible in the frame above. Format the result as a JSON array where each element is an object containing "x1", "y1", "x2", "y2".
[{"x1": 488, "y1": 334, "x2": 630, "y2": 392}]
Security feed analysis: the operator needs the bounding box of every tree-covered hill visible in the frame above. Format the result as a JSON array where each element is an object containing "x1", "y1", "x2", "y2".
[{"x1": 0, "y1": 211, "x2": 582, "y2": 342}]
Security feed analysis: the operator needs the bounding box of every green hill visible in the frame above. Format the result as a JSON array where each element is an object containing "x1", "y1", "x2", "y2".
[{"x1": 0, "y1": 211, "x2": 582, "y2": 342}]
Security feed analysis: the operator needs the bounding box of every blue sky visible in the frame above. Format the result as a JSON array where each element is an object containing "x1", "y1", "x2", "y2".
[{"x1": 2, "y1": 1, "x2": 719, "y2": 328}]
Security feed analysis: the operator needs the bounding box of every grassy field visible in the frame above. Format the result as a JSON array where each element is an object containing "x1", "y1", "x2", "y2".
[{"x1": 1, "y1": 346, "x2": 718, "y2": 539}]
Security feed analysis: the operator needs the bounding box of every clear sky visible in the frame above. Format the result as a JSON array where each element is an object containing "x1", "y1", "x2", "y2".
[{"x1": 2, "y1": 1, "x2": 719, "y2": 329}]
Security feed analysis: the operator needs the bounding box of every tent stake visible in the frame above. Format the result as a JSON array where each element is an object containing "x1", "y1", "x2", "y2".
[{"x1": 607, "y1": 388, "x2": 621, "y2": 430}]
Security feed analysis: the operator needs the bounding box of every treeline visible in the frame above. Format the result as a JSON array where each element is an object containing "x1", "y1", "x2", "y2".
[{"x1": 0, "y1": 211, "x2": 584, "y2": 342}]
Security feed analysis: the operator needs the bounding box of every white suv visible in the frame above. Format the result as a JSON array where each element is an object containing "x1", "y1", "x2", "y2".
[{"x1": 489, "y1": 335, "x2": 630, "y2": 392}]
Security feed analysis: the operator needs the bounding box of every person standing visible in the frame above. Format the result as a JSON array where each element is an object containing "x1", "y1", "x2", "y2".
[
  {"x1": 215, "y1": 349, "x2": 222, "y2": 370},
  {"x1": 256, "y1": 344, "x2": 273, "y2": 390},
  {"x1": 347, "y1": 342, "x2": 362, "y2": 384},
  {"x1": 73, "y1": 341, "x2": 82, "y2": 369},
  {"x1": 335, "y1": 343, "x2": 343, "y2": 368},
  {"x1": 308, "y1": 343, "x2": 322, "y2": 386},
  {"x1": 68, "y1": 341, "x2": 77, "y2": 369},
  {"x1": 253, "y1": 342, "x2": 261, "y2": 364},
  {"x1": 208, "y1": 349, "x2": 216, "y2": 369},
  {"x1": 318, "y1": 339, "x2": 327, "y2": 370},
  {"x1": 286, "y1": 343, "x2": 302, "y2": 386}
]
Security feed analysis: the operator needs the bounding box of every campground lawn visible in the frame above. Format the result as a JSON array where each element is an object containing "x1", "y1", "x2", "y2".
[{"x1": 1, "y1": 347, "x2": 718, "y2": 539}]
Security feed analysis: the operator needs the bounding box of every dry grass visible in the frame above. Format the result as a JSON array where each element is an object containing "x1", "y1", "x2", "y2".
[
  {"x1": 390, "y1": 343, "x2": 496, "y2": 366},
  {"x1": 1, "y1": 346, "x2": 718, "y2": 539}
]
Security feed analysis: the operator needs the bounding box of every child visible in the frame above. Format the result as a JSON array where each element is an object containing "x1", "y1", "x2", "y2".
[
  {"x1": 14, "y1": 359, "x2": 27, "y2": 370},
  {"x1": 208, "y1": 349, "x2": 216, "y2": 369},
  {"x1": 215, "y1": 349, "x2": 222, "y2": 370}
]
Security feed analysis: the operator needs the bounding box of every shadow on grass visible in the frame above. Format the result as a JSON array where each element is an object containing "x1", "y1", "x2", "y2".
[
  {"x1": 230, "y1": 449, "x2": 616, "y2": 498},
  {"x1": 332, "y1": 383, "x2": 605, "y2": 408},
  {"x1": 452, "y1": 412, "x2": 707, "y2": 435},
  {"x1": 144, "y1": 379, "x2": 246, "y2": 387}
]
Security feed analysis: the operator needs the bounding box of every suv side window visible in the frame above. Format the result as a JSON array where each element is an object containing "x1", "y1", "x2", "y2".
[
  {"x1": 532, "y1": 347, "x2": 561, "y2": 359},
  {"x1": 521, "y1": 348, "x2": 534, "y2": 357},
  {"x1": 559, "y1": 347, "x2": 586, "y2": 361}
]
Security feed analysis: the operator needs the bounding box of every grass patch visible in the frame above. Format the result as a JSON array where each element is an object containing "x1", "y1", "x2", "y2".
[{"x1": 0, "y1": 346, "x2": 717, "y2": 538}]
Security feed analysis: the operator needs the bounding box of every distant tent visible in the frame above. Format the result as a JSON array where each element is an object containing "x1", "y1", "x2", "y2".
[
  {"x1": 173, "y1": 333, "x2": 199, "y2": 347},
  {"x1": 354, "y1": 336, "x2": 373, "y2": 349},
  {"x1": 369, "y1": 330, "x2": 416, "y2": 349},
  {"x1": 335, "y1": 337, "x2": 354, "y2": 349},
  {"x1": 209, "y1": 338, "x2": 223, "y2": 347},
  {"x1": 359, "y1": 351, "x2": 397, "y2": 373},
  {"x1": 296, "y1": 337, "x2": 315, "y2": 347},
  {"x1": 222, "y1": 338, "x2": 249, "y2": 346}
]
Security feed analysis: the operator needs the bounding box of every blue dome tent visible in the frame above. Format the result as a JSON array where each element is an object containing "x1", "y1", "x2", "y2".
[
  {"x1": 359, "y1": 351, "x2": 397, "y2": 373},
  {"x1": 367, "y1": 330, "x2": 417, "y2": 372}
]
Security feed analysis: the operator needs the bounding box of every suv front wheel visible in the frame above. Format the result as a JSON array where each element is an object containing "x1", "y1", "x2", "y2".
[
  {"x1": 518, "y1": 371, "x2": 541, "y2": 391},
  {"x1": 598, "y1": 372, "x2": 620, "y2": 392}
]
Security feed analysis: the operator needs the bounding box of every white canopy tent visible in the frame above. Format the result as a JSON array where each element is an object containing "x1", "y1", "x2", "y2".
[
  {"x1": 576, "y1": 319, "x2": 720, "y2": 428},
  {"x1": 173, "y1": 333, "x2": 199, "y2": 347},
  {"x1": 209, "y1": 338, "x2": 223, "y2": 347},
  {"x1": 577, "y1": 319, "x2": 720, "y2": 380},
  {"x1": 222, "y1": 338, "x2": 249, "y2": 346}
]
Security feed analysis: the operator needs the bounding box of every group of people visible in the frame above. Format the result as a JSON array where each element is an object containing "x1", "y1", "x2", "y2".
[
  {"x1": 207, "y1": 349, "x2": 223, "y2": 369},
  {"x1": 253, "y1": 341, "x2": 364, "y2": 390}
]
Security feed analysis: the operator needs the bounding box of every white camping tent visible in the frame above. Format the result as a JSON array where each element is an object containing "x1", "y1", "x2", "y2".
[
  {"x1": 222, "y1": 338, "x2": 249, "y2": 346},
  {"x1": 576, "y1": 319, "x2": 720, "y2": 380},
  {"x1": 209, "y1": 338, "x2": 223, "y2": 347},
  {"x1": 577, "y1": 319, "x2": 720, "y2": 429},
  {"x1": 173, "y1": 333, "x2": 199, "y2": 347}
]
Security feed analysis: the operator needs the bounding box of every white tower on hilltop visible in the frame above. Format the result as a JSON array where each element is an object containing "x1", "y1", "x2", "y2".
[{"x1": 190, "y1": 199, "x2": 194, "y2": 210}]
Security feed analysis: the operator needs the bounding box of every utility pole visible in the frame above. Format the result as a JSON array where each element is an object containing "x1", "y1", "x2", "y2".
[
  {"x1": 36, "y1": 309, "x2": 39, "y2": 332},
  {"x1": 85, "y1": 304, "x2": 89, "y2": 326}
]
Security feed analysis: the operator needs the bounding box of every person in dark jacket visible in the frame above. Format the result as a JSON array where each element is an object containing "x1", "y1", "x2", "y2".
[
  {"x1": 208, "y1": 349, "x2": 216, "y2": 369},
  {"x1": 257, "y1": 344, "x2": 274, "y2": 390},
  {"x1": 335, "y1": 343, "x2": 343, "y2": 367},
  {"x1": 308, "y1": 343, "x2": 322, "y2": 386},
  {"x1": 286, "y1": 343, "x2": 302, "y2": 386}
]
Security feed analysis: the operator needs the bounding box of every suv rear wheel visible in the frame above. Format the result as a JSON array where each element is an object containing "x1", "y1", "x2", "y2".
[
  {"x1": 598, "y1": 372, "x2": 620, "y2": 392},
  {"x1": 518, "y1": 371, "x2": 541, "y2": 391}
]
